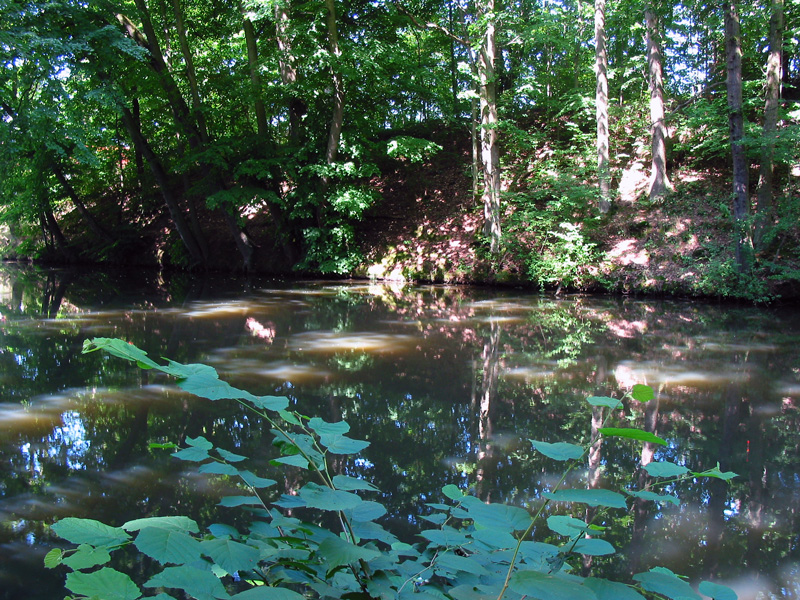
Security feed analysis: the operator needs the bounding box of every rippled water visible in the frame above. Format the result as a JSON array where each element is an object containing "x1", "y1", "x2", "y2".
[{"x1": 1, "y1": 264, "x2": 799, "y2": 599}]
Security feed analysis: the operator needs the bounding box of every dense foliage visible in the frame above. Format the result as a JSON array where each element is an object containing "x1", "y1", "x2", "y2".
[
  {"x1": 45, "y1": 337, "x2": 739, "y2": 600},
  {"x1": 1, "y1": 0, "x2": 800, "y2": 297}
]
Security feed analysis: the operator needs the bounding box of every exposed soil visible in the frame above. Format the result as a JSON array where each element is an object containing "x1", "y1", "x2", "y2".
[{"x1": 356, "y1": 131, "x2": 800, "y2": 301}]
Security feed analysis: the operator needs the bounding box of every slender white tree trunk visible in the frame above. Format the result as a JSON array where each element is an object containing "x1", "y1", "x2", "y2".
[
  {"x1": 646, "y1": 6, "x2": 671, "y2": 200},
  {"x1": 595, "y1": 0, "x2": 611, "y2": 212}
]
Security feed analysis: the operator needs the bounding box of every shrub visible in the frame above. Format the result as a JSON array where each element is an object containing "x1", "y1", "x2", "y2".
[{"x1": 45, "y1": 338, "x2": 739, "y2": 600}]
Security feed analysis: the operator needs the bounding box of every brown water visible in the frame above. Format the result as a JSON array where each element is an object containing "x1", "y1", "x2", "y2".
[{"x1": 0, "y1": 263, "x2": 798, "y2": 599}]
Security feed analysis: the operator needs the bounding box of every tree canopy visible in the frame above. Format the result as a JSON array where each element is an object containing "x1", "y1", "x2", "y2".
[{"x1": 1, "y1": 0, "x2": 799, "y2": 298}]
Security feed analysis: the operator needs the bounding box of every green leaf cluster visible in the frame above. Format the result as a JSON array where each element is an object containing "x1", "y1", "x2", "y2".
[{"x1": 47, "y1": 339, "x2": 739, "y2": 600}]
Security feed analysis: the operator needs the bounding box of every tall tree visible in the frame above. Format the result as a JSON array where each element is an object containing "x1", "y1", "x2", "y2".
[
  {"x1": 595, "y1": 0, "x2": 611, "y2": 213},
  {"x1": 724, "y1": 0, "x2": 750, "y2": 271},
  {"x1": 398, "y1": 1, "x2": 502, "y2": 256},
  {"x1": 754, "y1": 0, "x2": 784, "y2": 251},
  {"x1": 645, "y1": 4, "x2": 672, "y2": 200},
  {"x1": 477, "y1": 0, "x2": 501, "y2": 255}
]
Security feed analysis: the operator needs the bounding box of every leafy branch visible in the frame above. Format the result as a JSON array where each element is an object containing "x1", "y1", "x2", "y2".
[{"x1": 43, "y1": 338, "x2": 740, "y2": 600}]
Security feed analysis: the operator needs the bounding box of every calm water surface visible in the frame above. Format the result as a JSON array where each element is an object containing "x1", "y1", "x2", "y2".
[{"x1": 1, "y1": 264, "x2": 799, "y2": 599}]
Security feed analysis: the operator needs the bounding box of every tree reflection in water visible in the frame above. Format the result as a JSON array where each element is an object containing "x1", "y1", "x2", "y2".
[{"x1": 0, "y1": 264, "x2": 799, "y2": 599}]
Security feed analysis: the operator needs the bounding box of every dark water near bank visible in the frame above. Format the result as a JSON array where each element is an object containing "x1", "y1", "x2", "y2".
[{"x1": 0, "y1": 264, "x2": 799, "y2": 599}]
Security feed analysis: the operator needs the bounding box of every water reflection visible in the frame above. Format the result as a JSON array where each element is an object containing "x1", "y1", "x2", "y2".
[{"x1": 0, "y1": 264, "x2": 799, "y2": 599}]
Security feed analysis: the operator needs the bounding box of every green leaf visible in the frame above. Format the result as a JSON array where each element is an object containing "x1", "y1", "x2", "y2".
[
  {"x1": 440, "y1": 585, "x2": 492, "y2": 600},
  {"x1": 66, "y1": 568, "x2": 141, "y2": 600},
  {"x1": 346, "y1": 500, "x2": 387, "y2": 522},
  {"x1": 230, "y1": 588, "x2": 307, "y2": 600},
  {"x1": 547, "y1": 515, "x2": 595, "y2": 537},
  {"x1": 586, "y1": 396, "x2": 623, "y2": 409},
  {"x1": 199, "y1": 462, "x2": 240, "y2": 476},
  {"x1": 278, "y1": 410, "x2": 302, "y2": 425},
  {"x1": 544, "y1": 489, "x2": 628, "y2": 509},
  {"x1": 298, "y1": 482, "x2": 363, "y2": 511},
  {"x1": 692, "y1": 463, "x2": 737, "y2": 481},
  {"x1": 317, "y1": 536, "x2": 380, "y2": 572},
  {"x1": 52, "y1": 518, "x2": 131, "y2": 547},
  {"x1": 217, "y1": 448, "x2": 247, "y2": 462},
  {"x1": 585, "y1": 578, "x2": 646, "y2": 600},
  {"x1": 633, "y1": 568, "x2": 701, "y2": 600},
  {"x1": 134, "y1": 528, "x2": 203, "y2": 565},
  {"x1": 351, "y1": 520, "x2": 399, "y2": 545},
  {"x1": 442, "y1": 484, "x2": 464, "y2": 500},
  {"x1": 471, "y1": 528, "x2": 517, "y2": 549},
  {"x1": 509, "y1": 570, "x2": 597, "y2": 600},
  {"x1": 172, "y1": 446, "x2": 211, "y2": 462},
  {"x1": 644, "y1": 461, "x2": 689, "y2": 478},
  {"x1": 186, "y1": 436, "x2": 213, "y2": 450},
  {"x1": 219, "y1": 496, "x2": 264, "y2": 507},
  {"x1": 150, "y1": 442, "x2": 179, "y2": 450},
  {"x1": 626, "y1": 490, "x2": 680, "y2": 506},
  {"x1": 82, "y1": 338, "x2": 159, "y2": 370},
  {"x1": 208, "y1": 524, "x2": 240, "y2": 539},
  {"x1": 62, "y1": 544, "x2": 112, "y2": 570},
  {"x1": 319, "y1": 433, "x2": 370, "y2": 455},
  {"x1": 239, "y1": 471, "x2": 277, "y2": 489},
  {"x1": 420, "y1": 528, "x2": 469, "y2": 547},
  {"x1": 435, "y1": 552, "x2": 489, "y2": 575},
  {"x1": 271, "y1": 455, "x2": 310, "y2": 469},
  {"x1": 202, "y1": 537, "x2": 260, "y2": 575},
  {"x1": 599, "y1": 428, "x2": 667, "y2": 445},
  {"x1": 631, "y1": 384, "x2": 655, "y2": 402},
  {"x1": 463, "y1": 498, "x2": 533, "y2": 532},
  {"x1": 333, "y1": 474, "x2": 379, "y2": 491},
  {"x1": 251, "y1": 395, "x2": 290, "y2": 411},
  {"x1": 145, "y1": 565, "x2": 229, "y2": 600},
  {"x1": 308, "y1": 417, "x2": 350, "y2": 435},
  {"x1": 569, "y1": 538, "x2": 616, "y2": 556},
  {"x1": 530, "y1": 440, "x2": 584, "y2": 461},
  {"x1": 122, "y1": 516, "x2": 199, "y2": 533},
  {"x1": 698, "y1": 580, "x2": 738, "y2": 600},
  {"x1": 44, "y1": 548, "x2": 63, "y2": 569}
]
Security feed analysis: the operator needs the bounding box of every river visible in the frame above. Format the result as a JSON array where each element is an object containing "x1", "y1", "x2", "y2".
[{"x1": 0, "y1": 263, "x2": 798, "y2": 599}]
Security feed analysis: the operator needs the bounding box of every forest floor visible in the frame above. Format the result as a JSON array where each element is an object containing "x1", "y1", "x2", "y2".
[{"x1": 355, "y1": 131, "x2": 800, "y2": 302}]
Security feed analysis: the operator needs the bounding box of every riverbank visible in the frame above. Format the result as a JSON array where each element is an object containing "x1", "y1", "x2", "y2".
[
  {"x1": 354, "y1": 136, "x2": 800, "y2": 303},
  {"x1": 3, "y1": 128, "x2": 799, "y2": 303}
]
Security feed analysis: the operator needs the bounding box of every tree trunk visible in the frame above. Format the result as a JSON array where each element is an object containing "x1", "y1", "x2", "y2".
[
  {"x1": 119, "y1": 3, "x2": 257, "y2": 271},
  {"x1": 118, "y1": 6, "x2": 203, "y2": 151},
  {"x1": 119, "y1": 105, "x2": 207, "y2": 268},
  {"x1": 754, "y1": 0, "x2": 784, "y2": 251},
  {"x1": 646, "y1": 5, "x2": 672, "y2": 201},
  {"x1": 478, "y1": 0, "x2": 501, "y2": 256},
  {"x1": 724, "y1": 0, "x2": 751, "y2": 272},
  {"x1": 243, "y1": 13, "x2": 268, "y2": 139},
  {"x1": 315, "y1": 0, "x2": 346, "y2": 228},
  {"x1": 172, "y1": 0, "x2": 209, "y2": 142},
  {"x1": 41, "y1": 202, "x2": 76, "y2": 262},
  {"x1": 324, "y1": 0, "x2": 345, "y2": 170},
  {"x1": 275, "y1": 0, "x2": 306, "y2": 145},
  {"x1": 51, "y1": 162, "x2": 116, "y2": 246},
  {"x1": 595, "y1": 0, "x2": 611, "y2": 213}
]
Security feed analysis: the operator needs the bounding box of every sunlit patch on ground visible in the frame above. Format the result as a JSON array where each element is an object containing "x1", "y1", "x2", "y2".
[{"x1": 606, "y1": 239, "x2": 650, "y2": 266}]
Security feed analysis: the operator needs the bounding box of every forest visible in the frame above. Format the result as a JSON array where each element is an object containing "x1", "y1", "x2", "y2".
[{"x1": 1, "y1": 0, "x2": 799, "y2": 301}]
